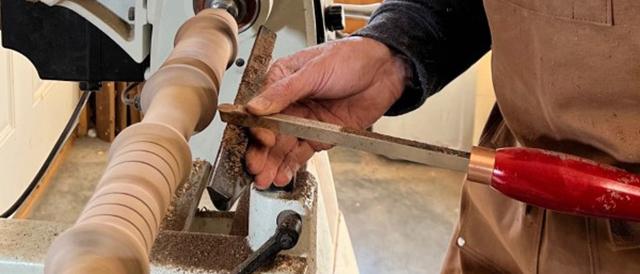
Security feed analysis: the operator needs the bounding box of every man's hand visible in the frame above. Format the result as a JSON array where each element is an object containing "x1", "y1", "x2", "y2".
[{"x1": 246, "y1": 37, "x2": 408, "y2": 189}]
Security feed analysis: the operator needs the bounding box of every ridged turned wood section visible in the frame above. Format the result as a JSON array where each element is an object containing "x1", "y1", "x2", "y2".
[{"x1": 44, "y1": 9, "x2": 238, "y2": 274}]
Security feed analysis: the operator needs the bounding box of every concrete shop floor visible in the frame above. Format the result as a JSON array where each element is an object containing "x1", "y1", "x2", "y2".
[{"x1": 27, "y1": 137, "x2": 464, "y2": 274}]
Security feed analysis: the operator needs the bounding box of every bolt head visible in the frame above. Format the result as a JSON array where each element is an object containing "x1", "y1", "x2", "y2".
[{"x1": 128, "y1": 7, "x2": 135, "y2": 21}]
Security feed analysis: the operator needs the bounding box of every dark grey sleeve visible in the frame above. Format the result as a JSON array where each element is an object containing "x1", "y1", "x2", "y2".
[{"x1": 354, "y1": 0, "x2": 491, "y2": 115}]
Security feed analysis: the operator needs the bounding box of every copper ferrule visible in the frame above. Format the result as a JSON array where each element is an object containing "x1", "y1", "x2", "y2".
[{"x1": 467, "y1": 146, "x2": 496, "y2": 185}]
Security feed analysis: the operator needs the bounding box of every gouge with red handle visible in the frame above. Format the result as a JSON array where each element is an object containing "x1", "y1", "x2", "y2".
[{"x1": 218, "y1": 104, "x2": 640, "y2": 222}]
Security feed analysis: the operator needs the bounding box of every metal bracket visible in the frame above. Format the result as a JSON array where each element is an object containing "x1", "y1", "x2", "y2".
[{"x1": 41, "y1": 0, "x2": 150, "y2": 63}]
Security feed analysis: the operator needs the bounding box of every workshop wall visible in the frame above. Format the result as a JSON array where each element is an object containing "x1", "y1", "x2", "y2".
[
  {"x1": 0, "y1": 46, "x2": 79, "y2": 212},
  {"x1": 374, "y1": 65, "x2": 478, "y2": 151},
  {"x1": 374, "y1": 54, "x2": 496, "y2": 151},
  {"x1": 473, "y1": 53, "x2": 496, "y2": 145}
]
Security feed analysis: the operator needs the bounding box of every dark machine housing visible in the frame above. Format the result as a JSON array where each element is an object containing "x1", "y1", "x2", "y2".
[{"x1": 1, "y1": 0, "x2": 148, "y2": 82}]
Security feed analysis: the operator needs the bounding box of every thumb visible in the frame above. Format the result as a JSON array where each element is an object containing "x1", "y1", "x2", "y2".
[{"x1": 247, "y1": 66, "x2": 321, "y2": 115}]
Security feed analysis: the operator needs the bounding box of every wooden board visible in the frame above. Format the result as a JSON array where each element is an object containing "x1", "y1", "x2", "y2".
[
  {"x1": 76, "y1": 103, "x2": 89, "y2": 137},
  {"x1": 115, "y1": 82, "x2": 129, "y2": 134},
  {"x1": 95, "y1": 82, "x2": 116, "y2": 142},
  {"x1": 345, "y1": 18, "x2": 367, "y2": 33}
]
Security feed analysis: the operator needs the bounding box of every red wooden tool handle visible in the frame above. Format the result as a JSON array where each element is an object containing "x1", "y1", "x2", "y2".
[{"x1": 490, "y1": 148, "x2": 640, "y2": 222}]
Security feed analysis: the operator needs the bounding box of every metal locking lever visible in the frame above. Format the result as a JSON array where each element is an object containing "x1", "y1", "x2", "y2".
[{"x1": 233, "y1": 210, "x2": 302, "y2": 274}]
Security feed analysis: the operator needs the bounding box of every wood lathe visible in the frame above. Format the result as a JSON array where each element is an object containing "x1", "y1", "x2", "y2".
[{"x1": 0, "y1": 1, "x2": 359, "y2": 273}]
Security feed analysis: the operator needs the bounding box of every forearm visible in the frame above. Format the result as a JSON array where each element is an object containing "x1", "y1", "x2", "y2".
[{"x1": 354, "y1": 0, "x2": 491, "y2": 115}]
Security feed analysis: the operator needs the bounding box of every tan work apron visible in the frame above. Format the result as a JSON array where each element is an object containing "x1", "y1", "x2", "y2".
[{"x1": 442, "y1": 0, "x2": 640, "y2": 273}]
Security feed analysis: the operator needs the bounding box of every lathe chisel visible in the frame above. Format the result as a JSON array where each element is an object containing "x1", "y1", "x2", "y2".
[{"x1": 218, "y1": 103, "x2": 640, "y2": 223}]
